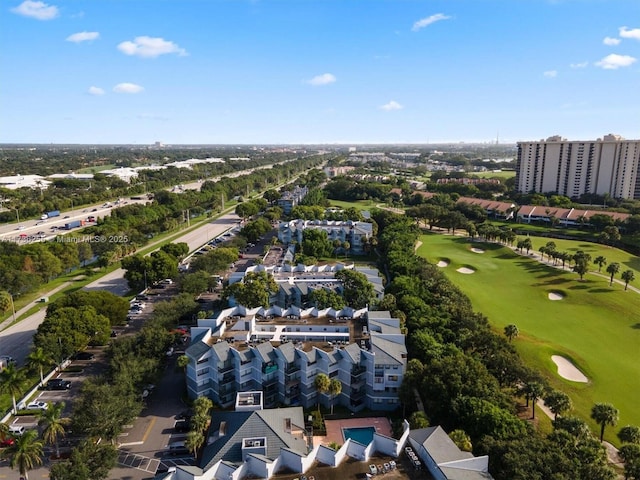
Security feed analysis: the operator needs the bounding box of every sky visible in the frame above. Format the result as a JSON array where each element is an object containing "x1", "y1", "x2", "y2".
[{"x1": 1, "y1": 0, "x2": 639, "y2": 145}]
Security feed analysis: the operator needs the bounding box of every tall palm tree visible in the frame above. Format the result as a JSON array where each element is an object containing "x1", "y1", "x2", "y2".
[
  {"x1": 0, "y1": 363, "x2": 26, "y2": 414},
  {"x1": 2, "y1": 429, "x2": 44, "y2": 480},
  {"x1": 328, "y1": 378, "x2": 342, "y2": 415},
  {"x1": 591, "y1": 402, "x2": 619, "y2": 442},
  {"x1": 593, "y1": 256, "x2": 607, "y2": 273},
  {"x1": 185, "y1": 430, "x2": 204, "y2": 458},
  {"x1": 504, "y1": 324, "x2": 519, "y2": 342},
  {"x1": 606, "y1": 262, "x2": 620, "y2": 286},
  {"x1": 38, "y1": 401, "x2": 68, "y2": 458},
  {"x1": 27, "y1": 347, "x2": 53, "y2": 387},
  {"x1": 621, "y1": 270, "x2": 635, "y2": 291},
  {"x1": 544, "y1": 390, "x2": 572, "y2": 420},
  {"x1": 525, "y1": 381, "x2": 546, "y2": 419},
  {"x1": 314, "y1": 373, "x2": 330, "y2": 413}
]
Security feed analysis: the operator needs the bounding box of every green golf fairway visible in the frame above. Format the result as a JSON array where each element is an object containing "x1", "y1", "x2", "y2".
[{"x1": 416, "y1": 233, "x2": 640, "y2": 444}]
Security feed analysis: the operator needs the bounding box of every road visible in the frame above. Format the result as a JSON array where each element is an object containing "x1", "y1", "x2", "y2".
[{"x1": 0, "y1": 211, "x2": 240, "y2": 366}]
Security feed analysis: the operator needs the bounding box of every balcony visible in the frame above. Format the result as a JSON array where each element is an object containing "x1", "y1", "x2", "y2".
[
  {"x1": 351, "y1": 365, "x2": 366, "y2": 376},
  {"x1": 286, "y1": 365, "x2": 300, "y2": 375},
  {"x1": 218, "y1": 364, "x2": 234, "y2": 373}
]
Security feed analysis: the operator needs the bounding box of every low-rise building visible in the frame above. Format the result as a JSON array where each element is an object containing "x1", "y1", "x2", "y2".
[
  {"x1": 184, "y1": 308, "x2": 406, "y2": 412},
  {"x1": 278, "y1": 219, "x2": 373, "y2": 254}
]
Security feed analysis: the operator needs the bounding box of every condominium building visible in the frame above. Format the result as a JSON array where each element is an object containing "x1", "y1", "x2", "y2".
[
  {"x1": 184, "y1": 307, "x2": 406, "y2": 412},
  {"x1": 278, "y1": 219, "x2": 374, "y2": 254},
  {"x1": 515, "y1": 134, "x2": 640, "y2": 199}
]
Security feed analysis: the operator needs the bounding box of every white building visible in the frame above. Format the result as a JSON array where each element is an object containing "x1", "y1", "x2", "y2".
[
  {"x1": 184, "y1": 308, "x2": 406, "y2": 412},
  {"x1": 278, "y1": 219, "x2": 374, "y2": 254},
  {"x1": 515, "y1": 134, "x2": 640, "y2": 199},
  {"x1": 0, "y1": 175, "x2": 50, "y2": 190}
]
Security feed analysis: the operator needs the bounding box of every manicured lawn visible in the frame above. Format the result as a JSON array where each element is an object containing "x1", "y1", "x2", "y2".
[
  {"x1": 328, "y1": 199, "x2": 380, "y2": 212},
  {"x1": 416, "y1": 233, "x2": 640, "y2": 445},
  {"x1": 468, "y1": 170, "x2": 516, "y2": 179}
]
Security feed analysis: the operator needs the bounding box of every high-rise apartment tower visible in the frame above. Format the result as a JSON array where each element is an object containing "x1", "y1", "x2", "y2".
[{"x1": 515, "y1": 134, "x2": 640, "y2": 199}]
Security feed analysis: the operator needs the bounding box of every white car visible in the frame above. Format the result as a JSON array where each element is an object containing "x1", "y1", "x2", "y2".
[{"x1": 26, "y1": 401, "x2": 49, "y2": 411}]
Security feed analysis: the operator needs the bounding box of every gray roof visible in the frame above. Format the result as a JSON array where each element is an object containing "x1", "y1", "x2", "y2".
[
  {"x1": 369, "y1": 336, "x2": 406, "y2": 365},
  {"x1": 201, "y1": 407, "x2": 307, "y2": 470},
  {"x1": 341, "y1": 343, "x2": 362, "y2": 363},
  {"x1": 410, "y1": 426, "x2": 473, "y2": 464},
  {"x1": 212, "y1": 341, "x2": 231, "y2": 361},
  {"x1": 254, "y1": 341, "x2": 276, "y2": 363},
  {"x1": 186, "y1": 334, "x2": 211, "y2": 360},
  {"x1": 277, "y1": 341, "x2": 296, "y2": 363}
]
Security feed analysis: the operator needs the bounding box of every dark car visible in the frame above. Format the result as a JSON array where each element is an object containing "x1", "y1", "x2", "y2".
[
  {"x1": 176, "y1": 409, "x2": 194, "y2": 421},
  {"x1": 72, "y1": 351, "x2": 94, "y2": 361},
  {"x1": 174, "y1": 420, "x2": 190, "y2": 433},
  {"x1": 44, "y1": 378, "x2": 71, "y2": 390},
  {"x1": 0, "y1": 437, "x2": 15, "y2": 447}
]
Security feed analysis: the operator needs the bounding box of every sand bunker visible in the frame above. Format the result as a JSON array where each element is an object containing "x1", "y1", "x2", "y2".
[
  {"x1": 437, "y1": 260, "x2": 449, "y2": 267},
  {"x1": 548, "y1": 292, "x2": 564, "y2": 301},
  {"x1": 551, "y1": 355, "x2": 588, "y2": 383},
  {"x1": 456, "y1": 267, "x2": 475, "y2": 274},
  {"x1": 471, "y1": 247, "x2": 485, "y2": 253}
]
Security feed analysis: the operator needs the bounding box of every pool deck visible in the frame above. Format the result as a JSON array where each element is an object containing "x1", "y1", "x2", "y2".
[{"x1": 318, "y1": 417, "x2": 393, "y2": 446}]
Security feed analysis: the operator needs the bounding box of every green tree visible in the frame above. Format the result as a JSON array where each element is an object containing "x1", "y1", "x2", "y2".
[
  {"x1": 621, "y1": 269, "x2": 635, "y2": 291},
  {"x1": 27, "y1": 347, "x2": 53, "y2": 387},
  {"x1": 0, "y1": 290, "x2": 12, "y2": 312},
  {"x1": 544, "y1": 390, "x2": 573, "y2": 420},
  {"x1": 49, "y1": 440, "x2": 118, "y2": 480},
  {"x1": 224, "y1": 271, "x2": 278, "y2": 308},
  {"x1": 0, "y1": 362, "x2": 25, "y2": 414},
  {"x1": 334, "y1": 269, "x2": 375, "y2": 309},
  {"x1": 504, "y1": 324, "x2": 519, "y2": 342},
  {"x1": 408, "y1": 411, "x2": 429, "y2": 429},
  {"x1": 573, "y1": 258, "x2": 590, "y2": 280},
  {"x1": 185, "y1": 430, "x2": 204, "y2": 457},
  {"x1": 177, "y1": 354, "x2": 190, "y2": 373},
  {"x1": 314, "y1": 373, "x2": 330, "y2": 412},
  {"x1": 2, "y1": 429, "x2": 43, "y2": 480},
  {"x1": 619, "y1": 444, "x2": 640, "y2": 480},
  {"x1": 524, "y1": 381, "x2": 546, "y2": 419},
  {"x1": 593, "y1": 256, "x2": 607, "y2": 273},
  {"x1": 38, "y1": 401, "x2": 68, "y2": 458},
  {"x1": 606, "y1": 262, "x2": 620, "y2": 286},
  {"x1": 309, "y1": 288, "x2": 346, "y2": 310},
  {"x1": 449, "y1": 429, "x2": 472, "y2": 452},
  {"x1": 328, "y1": 378, "x2": 342, "y2": 415},
  {"x1": 591, "y1": 402, "x2": 619, "y2": 442},
  {"x1": 193, "y1": 396, "x2": 213, "y2": 420},
  {"x1": 618, "y1": 425, "x2": 640, "y2": 445},
  {"x1": 522, "y1": 237, "x2": 532, "y2": 254}
]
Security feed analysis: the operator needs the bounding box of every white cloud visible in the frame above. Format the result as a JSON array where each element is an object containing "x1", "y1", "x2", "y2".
[
  {"x1": 117, "y1": 36, "x2": 187, "y2": 58},
  {"x1": 595, "y1": 54, "x2": 637, "y2": 70},
  {"x1": 412, "y1": 13, "x2": 451, "y2": 32},
  {"x1": 603, "y1": 36, "x2": 621, "y2": 46},
  {"x1": 543, "y1": 70, "x2": 557, "y2": 78},
  {"x1": 380, "y1": 100, "x2": 403, "y2": 111},
  {"x1": 87, "y1": 86, "x2": 105, "y2": 96},
  {"x1": 11, "y1": 0, "x2": 59, "y2": 20},
  {"x1": 66, "y1": 31, "x2": 99, "y2": 43},
  {"x1": 307, "y1": 73, "x2": 336, "y2": 86},
  {"x1": 619, "y1": 26, "x2": 640, "y2": 41},
  {"x1": 569, "y1": 61, "x2": 588, "y2": 69},
  {"x1": 113, "y1": 83, "x2": 144, "y2": 94}
]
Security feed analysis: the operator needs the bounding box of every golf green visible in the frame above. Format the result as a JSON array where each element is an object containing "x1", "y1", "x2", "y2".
[{"x1": 416, "y1": 233, "x2": 640, "y2": 444}]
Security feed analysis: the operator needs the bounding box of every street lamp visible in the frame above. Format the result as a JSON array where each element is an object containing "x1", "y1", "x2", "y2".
[{"x1": 8, "y1": 292, "x2": 16, "y2": 323}]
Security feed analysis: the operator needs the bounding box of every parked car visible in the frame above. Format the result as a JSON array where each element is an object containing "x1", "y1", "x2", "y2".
[
  {"x1": 26, "y1": 401, "x2": 49, "y2": 411},
  {"x1": 168, "y1": 441, "x2": 190, "y2": 455},
  {"x1": 174, "y1": 420, "x2": 190, "y2": 433},
  {"x1": 44, "y1": 378, "x2": 71, "y2": 390},
  {"x1": 9, "y1": 425, "x2": 25, "y2": 435},
  {"x1": 176, "y1": 409, "x2": 194, "y2": 420},
  {"x1": 0, "y1": 437, "x2": 15, "y2": 447},
  {"x1": 72, "y1": 351, "x2": 95, "y2": 361}
]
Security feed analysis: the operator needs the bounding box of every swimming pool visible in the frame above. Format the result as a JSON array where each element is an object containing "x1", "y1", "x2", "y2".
[{"x1": 342, "y1": 426, "x2": 376, "y2": 445}]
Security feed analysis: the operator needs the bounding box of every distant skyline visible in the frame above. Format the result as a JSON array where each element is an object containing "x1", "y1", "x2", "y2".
[{"x1": 1, "y1": 0, "x2": 639, "y2": 145}]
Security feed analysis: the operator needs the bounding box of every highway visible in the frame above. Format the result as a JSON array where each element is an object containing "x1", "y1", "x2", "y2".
[{"x1": 0, "y1": 210, "x2": 240, "y2": 366}]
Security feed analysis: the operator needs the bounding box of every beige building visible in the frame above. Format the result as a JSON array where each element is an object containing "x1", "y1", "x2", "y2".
[{"x1": 516, "y1": 134, "x2": 640, "y2": 199}]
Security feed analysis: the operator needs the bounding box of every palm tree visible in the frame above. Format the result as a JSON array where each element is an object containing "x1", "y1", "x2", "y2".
[
  {"x1": 525, "y1": 381, "x2": 546, "y2": 419},
  {"x1": 328, "y1": 378, "x2": 342, "y2": 415},
  {"x1": 617, "y1": 425, "x2": 640, "y2": 444},
  {"x1": 0, "y1": 362, "x2": 25, "y2": 414},
  {"x1": 314, "y1": 373, "x2": 330, "y2": 413},
  {"x1": 544, "y1": 390, "x2": 572, "y2": 420},
  {"x1": 606, "y1": 262, "x2": 620, "y2": 286},
  {"x1": 621, "y1": 270, "x2": 635, "y2": 291},
  {"x1": 539, "y1": 245, "x2": 547, "y2": 261},
  {"x1": 504, "y1": 324, "x2": 519, "y2": 342},
  {"x1": 522, "y1": 238, "x2": 532, "y2": 255},
  {"x1": 38, "y1": 401, "x2": 68, "y2": 458},
  {"x1": 27, "y1": 347, "x2": 53, "y2": 387},
  {"x1": 2, "y1": 429, "x2": 44, "y2": 480},
  {"x1": 185, "y1": 430, "x2": 204, "y2": 458},
  {"x1": 591, "y1": 402, "x2": 619, "y2": 442},
  {"x1": 593, "y1": 256, "x2": 607, "y2": 273},
  {"x1": 177, "y1": 354, "x2": 190, "y2": 373}
]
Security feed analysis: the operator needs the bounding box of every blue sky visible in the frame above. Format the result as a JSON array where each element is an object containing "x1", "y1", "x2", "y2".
[{"x1": 1, "y1": 0, "x2": 639, "y2": 145}]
